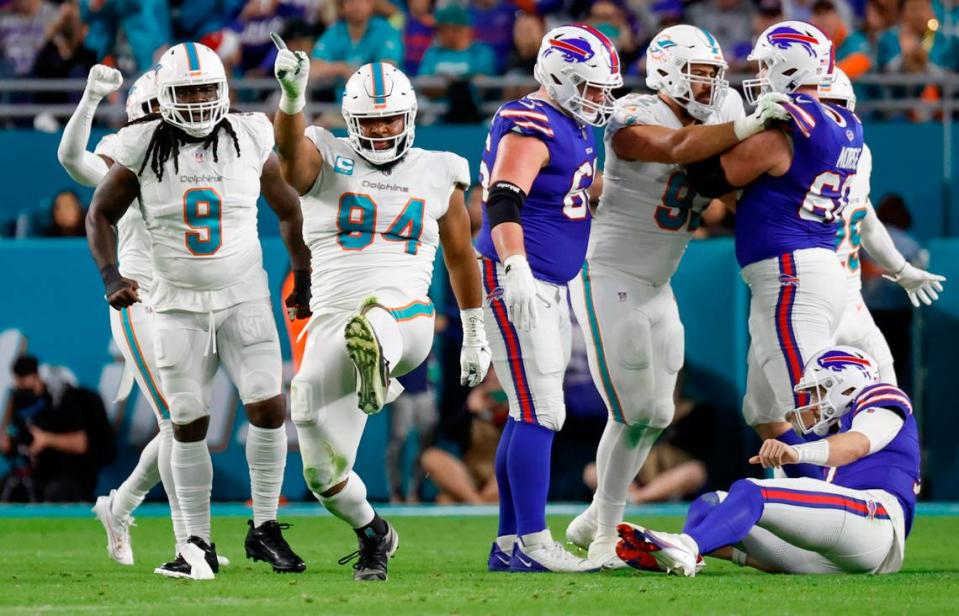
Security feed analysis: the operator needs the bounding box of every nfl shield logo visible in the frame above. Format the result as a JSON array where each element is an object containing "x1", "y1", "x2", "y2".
[
  {"x1": 194, "y1": 151, "x2": 204, "y2": 163},
  {"x1": 846, "y1": 129, "x2": 854, "y2": 141}
]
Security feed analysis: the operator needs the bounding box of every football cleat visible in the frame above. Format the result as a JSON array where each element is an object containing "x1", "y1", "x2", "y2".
[
  {"x1": 245, "y1": 520, "x2": 306, "y2": 573},
  {"x1": 565, "y1": 507, "x2": 597, "y2": 551},
  {"x1": 509, "y1": 532, "x2": 599, "y2": 573},
  {"x1": 345, "y1": 298, "x2": 390, "y2": 415},
  {"x1": 587, "y1": 535, "x2": 628, "y2": 570},
  {"x1": 616, "y1": 523, "x2": 699, "y2": 577},
  {"x1": 92, "y1": 489, "x2": 134, "y2": 566},
  {"x1": 487, "y1": 541, "x2": 512, "y2": 572},
  {"x1": 338, "y1": 521, "x2": 399, "y2": 581},
  {"x1": 154, "y1": 555, "x2": 192, "y2": 579},
  {"x1": 181, "y1": 536, "x2": 219, "y2": 580}
]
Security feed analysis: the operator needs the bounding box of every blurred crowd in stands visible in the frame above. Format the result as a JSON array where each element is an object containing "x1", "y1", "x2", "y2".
[{"x1": 2, "y1": 0, "x2": 958, "y2": 122}]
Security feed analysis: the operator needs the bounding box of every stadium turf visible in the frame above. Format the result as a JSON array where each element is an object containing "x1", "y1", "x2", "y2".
[{"x1": 1, "y1": 514, "x2": 957, "y2": 615}]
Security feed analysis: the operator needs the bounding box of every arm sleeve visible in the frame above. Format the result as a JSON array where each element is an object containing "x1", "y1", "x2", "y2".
[
  {"x1": 849, "y1": 407, "x2": 906, "y2": 454},
  {"x1": 57, "y1": 96, "x2": 110, "y2": 187}
]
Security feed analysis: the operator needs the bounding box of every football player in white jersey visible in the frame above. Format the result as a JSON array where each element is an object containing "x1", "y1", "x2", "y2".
[
  {"x1": 86, "y1": 42, "x2": 311, "y2": 580},
  {"x1": 271, "y1": 40, "x2": 490, "y2": 581},
  {"x1": 564, "y1": 25, "x2": 793, "y2": 568},
  {"x1": 58, "y1": 66, "x2": 189, "y2": 568},
  {"x1": 820, "y1": 68, "x2": 946, "y2": 383}
]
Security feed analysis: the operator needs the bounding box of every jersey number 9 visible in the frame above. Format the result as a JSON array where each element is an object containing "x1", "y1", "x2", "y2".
[
  {"x1": 655, "y1": 171, "x2": 702, "y2": 232},
  {"x1": 183, "y1": 188, "x2": 222, "y2": 255}
]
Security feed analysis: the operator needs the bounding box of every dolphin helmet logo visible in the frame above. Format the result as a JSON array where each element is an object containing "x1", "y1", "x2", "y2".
[{"x1": 767, "y1": 26, "x2": 819, "y2": 57}]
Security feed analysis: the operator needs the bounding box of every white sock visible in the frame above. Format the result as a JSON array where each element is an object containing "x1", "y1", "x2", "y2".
[
  {"x1": 111, "y1": 431, "x2": 162, "y2": 520},
  {"x1": 320, "y1": 471, "x2": 375, "y2": 529},
  {"x1": 594, "y1": 421, "x2": 662, "y2": 541},
  {"x1": 520, "y1": 529, "x2": 552, "y2": 548},
  {"x1": 496, "y1": 534, "x2": 517, "y2": 552},
  {"x1": 365, "y1": 306, "x2": 403, "y2": 368},
  {"x1": 172, "y1": 438, "x2": 213, "y2": 543},
  {"x1": 156, "y1": 420, "x2": 187, "y2": 548},
  {"x1": 246, "y1": 424, "x2": 287, "y2": 527}
]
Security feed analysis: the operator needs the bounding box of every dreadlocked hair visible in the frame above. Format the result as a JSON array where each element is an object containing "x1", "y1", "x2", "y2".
[{"x1": 128, "y1": 111, "x2": 242, "y2": 182}]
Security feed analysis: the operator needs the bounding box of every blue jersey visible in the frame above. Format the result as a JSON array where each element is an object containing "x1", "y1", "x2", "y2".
[
  {"x1": 735, "y1": 94, "x2": 864, "y2": 267},
  {"x1": 475, "y1": 97, "x2": 597, "y2": 285},
  {"x1": 833, "y1": 383, "x2": 920, "y2": 535}
]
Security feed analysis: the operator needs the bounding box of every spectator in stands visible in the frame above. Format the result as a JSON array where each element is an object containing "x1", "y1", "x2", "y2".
[
  {"x1": 755, "y1": 0, "x2": 785, "y2": 29},
  {"x1": 386, "y1": 362, "x2": 438, "y2": 503},
  {"x1": 687, "y1": 0, "x2": 755, "y2": 66},
  {"x1": 310, "y1": 0, "x2": 403, "y2": 90},
  {"x1": 862, "y1": 194, "x2": 926, "y2": 393},
  {"x1": 43, "y1": 190, "x2": 86, "y2": 238},
  {"x1": 418, "y1": 4, "x2": 495, "y2": 79},
  {"x1": 79, "y1": 0, "x2": 172, "y2": 72},
  {"x1": 0, "y1": 0, "x2": 59, "y2": 77},
  {"x1": 783, "y1": 0, "x2": 855, "y2": 24},
  {"x1": 30, "y1": 1, "x2": 98, "y2": 103},
  {"x1": 811, "y1": 0, "x2": 872, "y2": 80},
  {"x1": 469, "y1": 0, "x2": 515, "y2": 74},
  {"x1": 403, "y1": 0, "x2": 435, "y2": 75},
  {"x1": 504, "y1": 10, "x2": 543, "y2": 77},
  {"x1": 587, "y1": 0, "x2": 638, "y2": 67},
  {"x1": 876, "y1": 0, "x2": 956, "y2": 117},
  {"x1": 864, "y1": 0, "x2": 900, "y2": 42},
  {"x1": 0, "y1": 355, "x2": 115, "y2": 502},
  {"x1": 231, "y1": 0, "x2": 288, "y2": 77},
  {"x1": 421, "y1": 370, "x2": 505, "y2": 504},
  {"x1": 170, "y1": 0, "x2": 246, "y2": 42}
]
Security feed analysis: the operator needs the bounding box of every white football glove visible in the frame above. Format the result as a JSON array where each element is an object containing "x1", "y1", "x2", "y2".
[
  {"x1": 733, "y1": 92, "x2": 792, "y2": 141},
  {"x1": 83, "y1": 64, "x2": 123, "y2": 102},
  {"x1": 459, "y1": 308, "x2": 491, "y2": 387},
  {"x1": 502, "y1": 254, "x2": 538, "y2": 331},
  {"x1": 273, "y1": 46, "x2": 309, "y2": 115},
  {"x1": 883, "y1": 262, "x2": 946, "y2": 307},
  {"x1": 608, "y1": 93, "x2": 646, "y2": 133}
]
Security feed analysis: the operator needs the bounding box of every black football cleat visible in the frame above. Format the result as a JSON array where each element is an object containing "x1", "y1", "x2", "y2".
[
  {"x1": 245, "y1": 520, "x2": 306, "y2": 573},
  {"x1": 157, "y1": 536, "x2": 219, "y2": 580},
  {"x1": 338, "y1": 521, "x2": 399, "y2": 581}
]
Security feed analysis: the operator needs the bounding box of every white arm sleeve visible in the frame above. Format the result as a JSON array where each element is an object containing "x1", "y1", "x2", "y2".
[
  {"x1": 57, "y1": 94, "x2": 110, "y2": 187},
  {"x1": 849, "y1": 407, "x2": 905, "y2": 454},
  {"x1": 860, "y1": 201, "x2": 907, "y2": 274}
]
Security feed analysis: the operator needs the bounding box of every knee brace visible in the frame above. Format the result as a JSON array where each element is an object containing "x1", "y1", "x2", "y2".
[
  {"x1": 167, "y1": 393, "x2": 209, "y2": 425},
  {"x1": 239, "y1": 368, "x2": 281, "y2": 405},
  {"x1": 290, "y1": 380, "x2": 316, "y2": 425}
]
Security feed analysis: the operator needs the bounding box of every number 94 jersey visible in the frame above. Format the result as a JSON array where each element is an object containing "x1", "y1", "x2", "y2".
[
  {"x1": 475, "y1": 96, "x2": 597, "y2": 285},
  {"x1": 113, "y1": 113, "x2": 276, "y2": 313},
  {"x1": 589, "y1": 91, "x2": 744, "y2": 286},
  {"x1": 301, "y1": 126, "x2": 470, "y2": 312}
]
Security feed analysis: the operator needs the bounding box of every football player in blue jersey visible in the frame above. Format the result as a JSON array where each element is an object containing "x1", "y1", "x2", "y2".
[
  {"x1": 616, "y1": 346, "x2": 918, "y2": 576},
  {"x1": 474, "y1": 23, "x2": 621, "y2": 573},
  {"x1": 684, "y1": 21, "x2": 863, "y2": 477}
]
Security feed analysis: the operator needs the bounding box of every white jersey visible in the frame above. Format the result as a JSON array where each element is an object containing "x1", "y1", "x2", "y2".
[
  {"x1": 836, "y1": 144, "x2": 873, "y2": 298},
  {"x1": 589, "y1": 90, "x2": 745, "y2": 286},
  {"x1": 95, "y1": 133, "x2": 155, "y2": 294},
  {"x1": 301, "y1": 126, "x2": 469, "y2": 312},
  {"x1": 112, "y1": 113, "x2": 275, "y2": 313}
]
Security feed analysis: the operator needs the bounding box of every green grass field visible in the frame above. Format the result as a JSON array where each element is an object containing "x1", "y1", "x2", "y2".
[{"x1": 2, "y1": 513, "x2": 958, "y2": 615}]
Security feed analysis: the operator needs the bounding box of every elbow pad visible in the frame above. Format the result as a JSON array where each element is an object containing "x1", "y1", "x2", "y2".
[
  {"x1": 485, "y1": 181, "x2": 526, "y2": 229},
  {"x1": 685, "y1": 155, "x2": 736, "y2": 198}
]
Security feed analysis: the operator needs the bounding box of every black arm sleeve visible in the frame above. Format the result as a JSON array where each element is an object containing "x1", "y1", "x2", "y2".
[
  {"x1": 485, "y1": 181, "x2": 527, "y2": 229},
  {"x1": 685, "y1": 155, "x2": 736, "y2": 198}
]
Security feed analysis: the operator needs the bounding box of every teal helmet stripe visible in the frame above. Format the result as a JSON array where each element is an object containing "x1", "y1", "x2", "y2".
[
  {"x1": 372, "y1": 62, "x2": 387, "y2": 105},
  {"x1": 185, "y1": 42, "x2": 201, "y2": 71}
]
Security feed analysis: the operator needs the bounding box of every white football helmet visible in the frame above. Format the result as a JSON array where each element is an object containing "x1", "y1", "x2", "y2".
[
  {"x1": 342, "y1": 62, "x2": 417, "y2": 165},
  {"x1": 155, "y1": 42, "x2": 230, "y2": 138},
  {"x1": 125, "y1": 71, "x2": 159, "y2": 122},
  {"x1": 819, "y1": 67, "x2": 856, "y2": 111},
  {"x1": 645, "y1": 25, "x2": 729, "y2": 121},
  {"x1": 787, "y1": 346, "x2": 880, "y2": 437},
  {"x1": 533, "y1": 24, "x2": 623, "y2": 126},
  {"x1": 744, "y1": 21, "x2": 833, "y2": 105}
]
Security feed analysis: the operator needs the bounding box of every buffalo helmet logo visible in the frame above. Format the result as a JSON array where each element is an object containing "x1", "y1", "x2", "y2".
[
  {"x1": 767, "y1": 26, "x2": 820, "y2": 57},
  {"x1": 546, "y1": 36, "x2": 595, "y2": 63},
  {"x1": 816, "y1": 349, "x2": 873, "y2": 373}
]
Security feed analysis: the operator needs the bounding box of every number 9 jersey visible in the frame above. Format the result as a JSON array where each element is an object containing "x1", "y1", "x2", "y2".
[
  {"x1": 589, "y1": 90, "x2": 744, "y2": 286},
  {"x1": 112, "y1": 112, "x2": 276, "y2": 313},
  {"x1": 300, "y1": 126, "x2": 470, "y2": 312},
  {"x1": 475, "y1": 96, "x2": 597, "y2": 285}
]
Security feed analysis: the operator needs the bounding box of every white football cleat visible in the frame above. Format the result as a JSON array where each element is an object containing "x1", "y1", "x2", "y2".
[
  {"x1": 587, "y1": 535, "x2": 628, "y2": 570},
  {"x1": 92, "y1": 490, "x2": 134, "y2": 566},
  {"x1": 618, "y1": 523, "x2": 699, "y2": 577},
  {"x1": 510, "y1": 530, "x2": 599, "y2": 573},
  {"x1": 565, "y1": 507, "x2": 597, "y2": 551}
]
